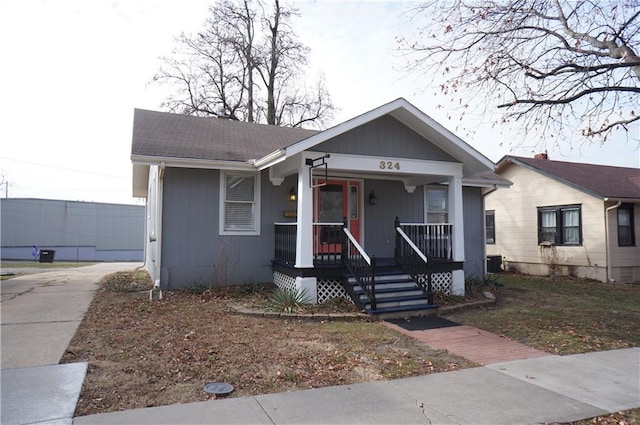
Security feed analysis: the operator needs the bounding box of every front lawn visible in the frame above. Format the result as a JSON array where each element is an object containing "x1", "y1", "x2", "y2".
[
  {"x1": 447, "y1": 274, "x2": 640, "y2": 355},
  {"x1": 62, "y1": 272, "x2": 473, "y2": 416},
  {"x1": 61, "y1": 271, "x2": 640, "y2": 418}
]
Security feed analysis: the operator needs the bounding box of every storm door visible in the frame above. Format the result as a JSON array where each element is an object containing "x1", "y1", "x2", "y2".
[{"x1": 313, "y1": 179, "x2": 361, "y2": 254}]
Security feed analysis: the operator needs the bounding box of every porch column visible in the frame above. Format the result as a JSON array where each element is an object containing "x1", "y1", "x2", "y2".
[
  {"x1": 449, "y1": 175, "x2": 465, "y2": 295},
  {"x1": 295, "y1": 161, "x2": 314, "y2": 268}
]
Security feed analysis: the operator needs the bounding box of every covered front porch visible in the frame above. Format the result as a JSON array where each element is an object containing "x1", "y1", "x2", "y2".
[
  {"x1": 272, "y1": 217, "x2": 463, "y2": 314},
  {"x1": 261, "y1": 150, "x2": 467, "y2": 315}
]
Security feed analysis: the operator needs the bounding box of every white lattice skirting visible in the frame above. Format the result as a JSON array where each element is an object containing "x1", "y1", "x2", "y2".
[
  {"x1": 273, "y1": 272, "x2": 352, "y2": 304},
  {"x1": 317, "y1": 278, "x2": 351, "y2": 304},
  {"x1": 273, "y1": 271, "x2": 297, "y2": 293},
  {"x1": 417, "y1": 272, "x2": 452, "y2": 294}
]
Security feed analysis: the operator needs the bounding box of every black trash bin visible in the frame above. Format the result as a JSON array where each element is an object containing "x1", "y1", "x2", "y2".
[
  {"x1": 486, "y1": 255, "x2": 502, "y2": 273},
  {"x1": 39, "y1": 249, "x2": 55, "y2": 263}
]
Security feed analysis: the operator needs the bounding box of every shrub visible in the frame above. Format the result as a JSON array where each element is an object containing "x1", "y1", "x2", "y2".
[{"x1": 268, "y1": 287, "x2": 312, "y2": 313}]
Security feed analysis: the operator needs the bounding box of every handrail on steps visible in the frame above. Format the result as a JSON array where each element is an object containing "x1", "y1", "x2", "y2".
[
  {"x1": 394, "y1": 217, "x2": 434, "y2": 305},
  {"x1": 343, "y1": 228, "x2": 371, "y2": 264},
  {"x1": 341, "y1": 221, "x2": 376, "y2": 311},
  {"x1": 396, "y1": 227, "x2": 427, "y2": 263}
]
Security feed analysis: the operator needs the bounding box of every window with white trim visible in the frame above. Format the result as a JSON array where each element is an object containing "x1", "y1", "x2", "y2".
[
  {"x1": 220, "y1": 171, "x2": 260, "y2": 235},
  {"x1": 425, "y1": 187, "x2": 448, "y2": 223}
]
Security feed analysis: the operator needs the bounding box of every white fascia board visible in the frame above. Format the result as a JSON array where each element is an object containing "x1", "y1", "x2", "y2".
[
  {"x1": 318, "y1": 152, "x2": 463, "y2": 177},
  {"x1": 390, "y1": 102, "x2": 496, "y2": 172},
  {"x1": 251, "y1": 149, "x2": 286, "y2": 170},
  {"x1": 130, "y1": 155, "x2": 254, "y2": 171}
]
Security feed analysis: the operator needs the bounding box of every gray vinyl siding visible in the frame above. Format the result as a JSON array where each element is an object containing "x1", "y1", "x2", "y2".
[
  {"x1": 0, "y1": 198, "x2": 144, "y2": 261},
  {"x1": 160, "y1": 167, "x2": 291, "y2": 288},
  {"x1": 159, "y1": 170, "x2": 486, "y2": 288},
  {"x1": 462, "y1": 187, "x2": 485, "y2": 278},
  {"x1": 362, "y1": 180, "x2": 424, "y2": 258},
  {"x1": 318, "y1": 115, "x2": 458, "y2": 162}
]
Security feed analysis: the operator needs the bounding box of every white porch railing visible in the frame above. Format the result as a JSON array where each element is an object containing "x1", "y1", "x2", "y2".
[{"x1": 395, "y1": 220, "x2": 453, "y2": 261}]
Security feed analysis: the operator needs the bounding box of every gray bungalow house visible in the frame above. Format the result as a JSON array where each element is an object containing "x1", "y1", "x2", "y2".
[{"x1": 131, "y1": 98, "x2": 509, "y2": 315}]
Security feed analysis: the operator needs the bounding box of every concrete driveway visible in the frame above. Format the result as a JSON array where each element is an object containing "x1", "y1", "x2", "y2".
[
  {"x1": 1, "y1": 262, "x2": 141, "y2": 369},
  {"x1": 1, "y1": 262, "x2": 141, "y2": 425}
]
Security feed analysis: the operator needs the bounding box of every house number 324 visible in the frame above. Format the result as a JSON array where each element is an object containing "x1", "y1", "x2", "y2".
[{"x1": 379, "y1": 161, "x2": 400, "y2": 170}]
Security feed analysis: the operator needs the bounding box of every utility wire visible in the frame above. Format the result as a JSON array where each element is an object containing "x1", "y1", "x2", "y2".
[{"x1": 0, "y1": 157, "x2": 129, "y2": 179}]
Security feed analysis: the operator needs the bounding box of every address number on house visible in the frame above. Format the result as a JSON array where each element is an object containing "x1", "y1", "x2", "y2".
[{"x1": 379, "y1": 161, "x2": 400, "y2": 170}]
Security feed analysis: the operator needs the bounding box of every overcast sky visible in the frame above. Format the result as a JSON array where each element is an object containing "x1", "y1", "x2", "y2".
[{"x1": 1, "y1": 0, "x2": 638, "y2": 205}]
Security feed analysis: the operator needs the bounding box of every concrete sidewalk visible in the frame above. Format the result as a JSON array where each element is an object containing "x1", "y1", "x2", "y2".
[
  {"x1": 1, "y1": 263, "x2": 141, "y2": 425},
  {"x1": 73, "y1": 347, "x2": 639, "y2": 425}
]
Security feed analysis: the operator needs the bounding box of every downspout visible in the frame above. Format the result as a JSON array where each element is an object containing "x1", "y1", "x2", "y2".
[
  {"x1": 154, "y1": 162, "x2": 166, "y2": 289},
  {"x1": 605, "y1": 200, "x2": 622, "y2": 283}
]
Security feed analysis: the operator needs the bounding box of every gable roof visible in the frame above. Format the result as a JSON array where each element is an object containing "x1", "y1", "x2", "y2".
[
  {"x1": 131, "y1": 98, "x2": 509, "y2": 195},
  {"x1": 254, "y1": 98, "x2": 496, "y2": 177},
  {"x1": 497, "y1": 155, "x2": 640, "y2": 200},
  {"x1": 131, "y1": 109, "x2": 319, "y2": 163}
]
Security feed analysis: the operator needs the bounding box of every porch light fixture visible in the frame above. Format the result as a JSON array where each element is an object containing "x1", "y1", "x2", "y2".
[
  {"x1": 369, "y1": 191, "x2": 377, "y2": 205},
  {"x1": 289, "y1": 186, "x2": 297, "y2": 202}
]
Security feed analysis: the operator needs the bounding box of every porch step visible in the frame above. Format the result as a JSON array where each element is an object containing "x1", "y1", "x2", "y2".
[{"x1": 345, "y1": 272, "x2": 437, "y2": 317}]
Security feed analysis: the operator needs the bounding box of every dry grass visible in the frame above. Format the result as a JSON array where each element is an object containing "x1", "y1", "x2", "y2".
[
  {"x1": 445, "y1": 274, "x2": 640, "y2": 355},
  {"x1": 62, "y1": 271, "x2": 474, "y2": 416},
  {"x1": 61, "y1": 271, "x2": 640, "y2": 421}
]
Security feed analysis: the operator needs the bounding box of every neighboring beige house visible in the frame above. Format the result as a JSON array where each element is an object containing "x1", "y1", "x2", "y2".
[{"x1": 485, "y1": 154, "x2": 640, "y2": 284}]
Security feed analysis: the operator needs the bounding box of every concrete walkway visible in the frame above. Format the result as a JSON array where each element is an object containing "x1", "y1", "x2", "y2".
[
  {"x1": 0, "y1": 263, "x2": 141, "y2": 425},
  {"x1": 384, "y1": 317, "x2": 551, "y2": 365}
]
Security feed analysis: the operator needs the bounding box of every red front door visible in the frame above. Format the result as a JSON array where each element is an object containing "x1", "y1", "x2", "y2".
[{"x1": 313, "y1": 179, "x2": 361, "y2": 253}]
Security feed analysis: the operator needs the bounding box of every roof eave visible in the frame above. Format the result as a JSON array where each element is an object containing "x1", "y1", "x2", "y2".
[
  {"x1": 250, "y1": 149, "x2": 286, "y2": 171},
  {"x1": 462, "y1": 178, "x2": 513, "y2": 188},
  {"x1": 604, "y1": 197, "x2": 640, "y2": 203},
  {"x1": 131, "y1": 154, "x2": 253, "y2": 171},
  {"x1": 498, "y1": 156, "x2": 606, "y2": 200}
]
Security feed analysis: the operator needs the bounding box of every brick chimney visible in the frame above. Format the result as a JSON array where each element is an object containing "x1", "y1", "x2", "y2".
[{"x1": 534, "y1": 152, "x2": 548, "y2": 160}]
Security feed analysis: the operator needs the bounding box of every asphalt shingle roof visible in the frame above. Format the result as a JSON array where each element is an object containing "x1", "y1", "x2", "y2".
[
  {"x1": 131, "y1": 109, "x2": 320, "y2": 162},
  {"x1": 504, "y1": 156, "x2": 640, "y2": 200}
]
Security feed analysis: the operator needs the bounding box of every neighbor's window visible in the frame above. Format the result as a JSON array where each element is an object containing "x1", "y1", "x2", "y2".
[
  {"x1": 618, "y1": 204, "x2": 635, "y2": 246},
  {"x1": 220, "y1": 171, "x2": 260, "y2": 235},
  {"x1": 485, "y1": 210, "x2": 495, "y2": 244},
  {"x1": 425, "y1": 188, "x2": 448, "y2": 223},
  {"x1": 537, "y1": 205, "x2": 581, "y2": 245}
]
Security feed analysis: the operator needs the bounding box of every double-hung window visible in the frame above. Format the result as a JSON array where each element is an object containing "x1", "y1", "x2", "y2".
[
  {"x1": 220, "y1": 171, "x2": 260, "y2": 235},
  {"x1": 537, "y1": 205, "x2": 581, "y2": 245},
  {"x1": 618, "y1": 204, "x2": 635, "y2": 246},
  {"x1": 425, "y1": 188, "x2": 448, "y2": 223},
  {"x1": 485, "y1": 210, "x2": 495, "y2": 244}
]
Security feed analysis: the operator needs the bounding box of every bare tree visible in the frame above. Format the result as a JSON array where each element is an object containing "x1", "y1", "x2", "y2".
[
  {"x1": 399, "y1": 1, "x2": 640, "y2": 148},
  {"x1": 153, "y1": 0, "x2": 334, "y2": 128}
]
